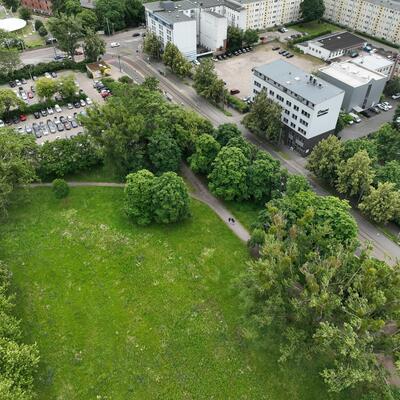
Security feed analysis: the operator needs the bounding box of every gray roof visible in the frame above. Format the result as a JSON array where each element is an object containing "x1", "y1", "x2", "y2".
[
  {"x1": 146, "y1": 0, "x2": 244, "y2": 11},
  {"x1": 145, "y1": 0, "x2": 196, "y2": 12},
  {"x1": 253, "y1": 60, "x2": 344, "y2": 104},
  {"x1": 154, "y1": 10, "x2": 194, "y2": 23},
  {"x1": 204, "y1": 10, "x2": 226, "y2": 18},
  {"x1": 314, "y1": 31, "x2": 366, "y2": 52}
]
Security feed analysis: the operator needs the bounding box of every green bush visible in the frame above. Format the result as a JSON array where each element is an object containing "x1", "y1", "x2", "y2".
[
  {"x1": 34, "y1": 19, "x2": 43, "y2": 31},
  {"x1": 226, "y1": 95, "x2": 249, "y2": 113},
  {"x1": 52, "y1": 179, "x2": 70, "y2": 199},
  {"x1": 118, "y1": 75, "x2": 134, "y2": 84},
  {"x1": 19, "y1": 6, "x2": 31, "y2": 20},
  {"x1": 38, "y1": 25, "x2": 48, "y2": 37},
  {"x1": 0, "y1": 60, "x2": 87, "y2": 85},
  {"x1": 289, "y1": 30, "x2": 332, "y2": 45}
]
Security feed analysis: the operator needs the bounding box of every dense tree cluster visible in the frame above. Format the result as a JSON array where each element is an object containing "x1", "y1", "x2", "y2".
[
  {"x1": 80, "y1": 81, "x2": 213, "y2": 177},
  {"x1": 227, "y1": 26, "x2": 259, "y2": 51},
  {"x1": 240, "y1": 208, "x2": 400, "y2": 397},
  {"x1": 307, "y1": 128, "x2": 400, "y2": 224},
  {"x1": 163, "y1": 42, "x2": 192, "y2": 77},
  {"x1": 125, "y1": 170, "x2": 190, "y2": 225},
  {"x1": 300, "y1": 0, "x2": 325, "y2": 21},
  {"x1": 143, "y1": 33, "x2": 163, "y2": 60}
]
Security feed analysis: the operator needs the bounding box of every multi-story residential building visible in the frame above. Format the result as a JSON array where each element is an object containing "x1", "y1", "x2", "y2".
[
  {"x1": 324, "y1": 0, "x2": 400, "y2": 45},
  {"x1": 251, "y1": 60, "x2": 344, "y2": 155},
  {"x1": 352, "y1": 53, "x2": 395, "y2": 77},
  {"x1": 319, "y1": 61, "x2": 387, "y2": 112},
  {"x1": 297, "y1": 31, "x2": 366, "y2": 61},
  {"x1": 21, "y1": 0, "x2": 52, "y2": 15}
]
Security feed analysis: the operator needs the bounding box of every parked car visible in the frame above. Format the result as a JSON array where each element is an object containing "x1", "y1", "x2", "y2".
[
  {"x1": 19, "y1": 114, "x2": 27, "y2": 122},
  {"x1": 361, "y1": 110, "x2": 372, "y2": 118},
  {"x1": 86, "y1": 97, "x2": 93, "y2": 105},
  {"x1": 392, "y1": 93, "x2": 400, "y2": 100},
  {"x1": 40, "y1": 122, "x2": 49, "y2": 136},
  {"x1": 285, "y1": 53, "x2": 292, "y2": 58},
  {"x1": 9, "y1": 81, "x2": 16, "y2": 88},
  {"x1": 382, "y1": 101, "x2": 392, "y2": 109},
  {"x1": 278, "y1": 50, "x2": 286, "y2": 54},
  {"x1": 28, "y1": 91, "x2": 34, "y2": 99},
  {"x1": 230, "y1": 89, "x2": 240, "y2": 95},
  {"x1": 30, "y1": 85, "x2": 35, "y2": 93},
  {"x1": 349, "y1": 112, "x2": 361, "y2": 123},
  {"x1": 132, "y1": 32, "x2": 140, "y2": 37},
  {"x1": 282, "y1": 51, "x2": 289, "y2": 56},
  {"x1": 100, "y1": 90, "x2": 110, "y2": 98},
  {"x1": 51, "y1": 72, "x2": 57, "y2": 78},
  {"x1": 0, "y1": 120, "x2": 4, "y2": 128},
  {"x1": 278, "y1": 28, "x2": 286, "y2": 33},
  {"x1": 71, "y1": 119, "x2": 78, "y2": 128},
  {"x1": 25, "y1": 124, "x2": 32, "y2": 134},
  {"x1": 60, "y1": 116, "x2": 67, "y2": 124},
  {"x1": 33, "y1": 111, "x2": 41, "y2": 119},
  {"x1": 47, "y1": 119, "x2": 57, "y2": 134},
  {"x1": 54, "y1": 55, "x2": 64, "y2": 61},
  {"x1": 21, "y1": 78, "x2": 27, "y2": 84},
  {"x1": 21, "y1": 92, "x2": 28, "y2": 100},
  {"x1": 17, "y1": 126, "x2": 24, "y2": 134},
  {"x1": 370, "y1": 106, "x2": 380, "y2": 114},
  {"x1": 56, "y1": 122, "x2": 64, "y2": 132},
  {"x1": 74, "y1": 101, "x2": 81, "y2": 108},
  {"x1": 32, "y1": 123, "x2": 42, "y2": 138},
  {"x1": 54, "y1": 104, "x2": 62, "y2": 113},
  {"x1": 67, "y1": 103, "x2": 73, "y2": 109},
  {"x1": 41, "y1": 109, "x2": 48, "y2": 117},
  {"x1": 46, "y1": 37, "x2": 57, "y2": 44},
  {"x1": 44, "y1": 72, "x2": 51, "y2": 79},
  {"x1": 110, "y1": 42, "x2": 120, "y2": 48},
  {"x1": 272, "y1": 46, "x2": 280, "y2": 51},
  {"x1": 47, "y1": 107, "x2": 54, "y2": 115},
  {"x1": 350, "y1": 51, "x2": 359, "y2": 58},
  {"x1": 64, "y1": 121, "x2": 72, "y2": 130},
  {"x1": 15, "y1": 79, "x2": 22, "y2": 86},
  {"x1": 80, "y1": 99, "x2": 86, "y2": 107}
]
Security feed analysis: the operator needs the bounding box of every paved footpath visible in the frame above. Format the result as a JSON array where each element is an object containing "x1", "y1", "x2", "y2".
[{"x1": 27, "y1": 170, "x2": 251, "y2": 244}]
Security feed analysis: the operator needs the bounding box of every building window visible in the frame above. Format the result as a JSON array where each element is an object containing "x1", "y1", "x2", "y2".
[
  {"x1": 292, "y1": 114, "x2": 297, "y2": 120},
  {"x1": 283, "y1": 117, "x2": 289, "y2": 123},
  {"x1": 290, "y1": 122, "x2": 296, "y2": 128},
  {"x1": 277, "y1": 94, "x2": 284, "y2": 102},
  {"x1": 254, "y1": 81, "x2": 261, "y2": 88},
  {"x1": 294, "y1": 105, "x2": 299, "y2": 111},
  {"x1": 301, "y1": 110, "x2": 310, "y2": 118},
  {"x1": 284, "y1": 109, "x2": 290, "y2": 115},
  {"x1": 269, "y1": 89, "x2": 274, "y2": 96},
  {"x1": 300, "y1": 118, "x2": 309, "y2": 127},
  {"x1": 298, "y1": 127, "x2": 306, "y2": 134},
  {"x1": 286, "y1": 100, "x2": 291, "y2": 106}
]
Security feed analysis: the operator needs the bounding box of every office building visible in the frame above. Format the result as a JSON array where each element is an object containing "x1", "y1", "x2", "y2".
[
  {"x1": 319, "y1": 61, "x2": 387, "y2": 112},
  {"x1": 251, "y1": 60, "x2": 344, "y2": 155},
  {"x1": 324, "y1": 0, "x2": 400, "y2": 45},
  {"x1": 297, "y1": 31, "x2": 366, "y2": 61},
  {"x1": 351, "y1": 53, "x2": 395, "y2": 77}
]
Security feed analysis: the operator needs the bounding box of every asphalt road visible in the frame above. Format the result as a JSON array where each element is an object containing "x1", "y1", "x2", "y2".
[{"x1": 114, "y1": 54, "x2": 400, "y2": 264}]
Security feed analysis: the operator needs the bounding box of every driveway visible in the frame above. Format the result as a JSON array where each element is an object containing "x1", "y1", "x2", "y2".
[{"x1": 214, "y1": 43, "x2": 324, "y2": 98}]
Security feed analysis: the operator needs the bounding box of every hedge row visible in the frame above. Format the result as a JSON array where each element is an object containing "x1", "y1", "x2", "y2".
[
  {"x1": 0, "y1": 60, "x2": 87, "y2": 85},
  {"x1": 226, "y1": 95, "x2": 249, "y2": 113},
  {"x1": 289, "y1": 29, "x2": 332, "y2": 45},
  {"x1": 3, "y1": 93, "x2": 87, "y2": 120}
]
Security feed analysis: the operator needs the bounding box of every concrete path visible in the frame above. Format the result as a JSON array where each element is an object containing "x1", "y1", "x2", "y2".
[{"x1": 27, "y1": 170, "x2": 251, "y2": 244}]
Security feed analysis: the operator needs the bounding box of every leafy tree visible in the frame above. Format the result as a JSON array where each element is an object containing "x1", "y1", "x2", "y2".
[
  {"x1": 57, "y1": 74, "x2": 77, "y2": 100},
  {"x1": 0, "y1": 128, "x2": 38, "y2": 217},
  {"x1": 227, "y1": 26, "x2": 243, "y2": 51},
  {"x1": 208, "y1": 146, "x2": 249, "y2": 201},
  {"x1": 18, "y1": 7, "x2": 31, "y2": 20},
  {"x1": 38, "y1": 26, "x2": 48, "y2": 37},
  {"x1": 35, "y1": 77, "x2": 57, "y2": 101},
  {"x1": 336, "y1": 150, "x2": 374, "y2": 200},
  {"x1": 215, "y1": 123, "x2": 241, "y2": 146},
  {"x1": 341, "y1": 137, "x2": 378, "y2": 161},
  {"x1": 47, "y1": 15, "x2": 83, "y2": 60},
  {"x1": 143, "y1": 32, "x2": 162, "y2": 60},
  {"x1": 64, "y1": 0, "x2": 82, "y2": 15},
  {"x1": 162, "y1": 42, "x2": 191, "y2": 77},
  {"x1": 188, "y1": 134, "x2": 220, "y2": 175},
  {"x1": 77, "y1": 9, "x2": 99, "y2": 32},
  {"x1": 3, "y1": 0, "x2": 20, "y2": 12},
  {"x1": 193, "y1": 59, "x2": 227, "y2": 105},
  {"x1": 375, "y1": 160, "x2": 400, "y2": 189},
  {"x1": 118, "y1": 75, "x2": 133, "y2": 84},
  {"x1": 334, "y1": 113, "x2": 346, "y2": 134},
  {"x1": 359, "y1": 182, "x2": 400, "y2": 224},
  {"x1": 225, "y1": 135, "x2": 256, "y2": 160},
  {"x1": 307, "y1": 135, "x2": 342, "y2": 184},
  {"x1": 52, "y1": 179, "x2": 70, "y2": 199},
  {"x1": 0, "y1": 89, "x2": 25, "y2": 116},
  {"x1": 125, "y1": 169, "x2": 155, "y2": 225},
  {"x1": 243, "y1": 89, "x2": 282, "y2": 143},
  {"x1": 243, "y1": 29, "x2": 258, "y2": 46},
  {"x1": 83, "y1": 30, "x2": 106, "y2": 62},
  {"x1": 148, "y1": 133, "x2": 181, "y2": 173},
  {"x1": 95, "y1": 0, "x2": 126, "y2": 33},
  {"x1": 152, "y1": 172, "x2": 191, "y2": 224},
  {"x1": 34, "y1": 19, "x2": 43, "y2": 31},
  {"x1": 142, "y1": 77, "x2": 159, "y2": 91},
  {"x1": 123, "y1": 0, "x2": 145, "y2": 27},
  {"x1": 285, "y1": 174, "x2": 311, "y2": 196},
  {"x1": 384, "y1": 77, "x2": 400, "y2": 96},
  {"x1": 300, "y1": 0, "x2": 325, "y2": 21},
  {"x1": 0, "y1": 48, "x2": 20, "y2": 77},
  {"x1": 247, "y1": 152, "x2": 284, "y2": 202},
  {"x1": 374, "y1": 123, "x2": 400, "y2": 162}
]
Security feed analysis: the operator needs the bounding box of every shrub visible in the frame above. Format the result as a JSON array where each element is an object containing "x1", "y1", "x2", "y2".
[
  {"x1": 118, "y1": 75, "x2": 134, "y2": 84},
  {"x1": 19, "y1": 6, "x2": 31, "y2": 20},
  {"x1": 226, "y1": 95, "x2": 249, "y2": 113},
  {"x1": 34, "y1": 19, "x2": 43, "y2": 31},
  {"x1": 38, "y1": 26, "x2": 48, "y2": 37},
  {"x1": 52, "y1": 179, "x2": 69, "y2": 199}
]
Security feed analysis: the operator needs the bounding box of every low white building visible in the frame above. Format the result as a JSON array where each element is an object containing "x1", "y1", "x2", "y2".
[
  {"x1": 199, "y1": 10, "x2": 227, "y2": 52},
  {"x1": 318, "y1": 61, "x2": 387, "y2": 112},
  {"x1": 297, "y1": 31, "x2": 366, "y2": 61},
  {"x1": 251, "y1": 60, "x2": 344, "y2": 155},
  {"x1": 351, "y1": 54, "x2": 395, "y2": 78}
]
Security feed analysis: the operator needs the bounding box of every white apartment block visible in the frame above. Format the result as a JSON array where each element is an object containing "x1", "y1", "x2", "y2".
[
  {"x1": 252, "y1": 60, "x2": 344, "y2": 155},
  {"x1": 324, "y1": 0, "x2": 400, "y2": 45}
]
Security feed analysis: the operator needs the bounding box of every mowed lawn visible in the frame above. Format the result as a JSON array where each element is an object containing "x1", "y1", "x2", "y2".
[
  {"x1": 0, "y1": 187, "x2": 342, "y2": 399},
  {"x1": 291, "y1": 21, "x2": 340, "y2": 35}
]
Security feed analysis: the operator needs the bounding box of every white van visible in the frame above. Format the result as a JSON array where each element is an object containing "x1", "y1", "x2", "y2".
[{"x1": 349, "y1": 112, "x2": 361, "y2": 123}]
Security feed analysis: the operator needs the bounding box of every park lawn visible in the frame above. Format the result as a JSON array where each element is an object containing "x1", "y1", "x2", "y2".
[
  {"x1": 224, "y1": 200, "x2": 263, "y2": 231},
  {"x1": 291, "y1": 21, "x2": 340, "y2": 35},
  {"x1": 0, "y1": 187, "x2": 350, "y2": 400}
]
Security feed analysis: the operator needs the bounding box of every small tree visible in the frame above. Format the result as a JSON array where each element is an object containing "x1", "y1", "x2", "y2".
[
  {"x1": 143, "y1": 32, "x2": 162, "y2": 60},
  {"x1": 215, "y1": 123, "x2": 241, "y2": 146},
  {"x1": 163, "y1": 42, "x2": 191, "y2": 77},
  {"x1": 0, "y1": 88, "x2": 26, "y2": 115},
  {"x1": 36, "y1": 77, "x2": 58, "y2": 101},
  {"x1": 52, "y1": 179, "x2": 69, "y2": 199},
  {"x1": 243, "y1": 89, "x2": 282, "y2": 143},
  {"x1": 34, "y1": 19, "x2": 44, "y2": 31},
  {"x1": 188, "y1": 134, "x2": 221, "y2": 175},
  {"x1": 83, "y1": 30, "x2": 106, "y2": 62},
  {"x1": 384, "y1": 77, "x2": 400, "y2": 96},
  {"x1": 359, "y1": 182, "x2": 400, "y2": 224},
  {"x1": 300, "y1": 0, "x2": 325, "y2": 21},
  {"x1": 243, "y1": 29, "x2": 258, "y2": 46},
  {"x1": 38, "y1": 25, "x2": 48, "y2": 37},
  {"x1": 0, "y1": 48, "x2": 21, "y2": 77},
  {"x1": 285, "y1": 174, "x2": 311, "y2": 196},
  {"x1": 57, "y1": 74, "x2": 77, "y2": 100},
  {"x1": 227, "y1": 26, "x2": 243, "y2": 51},
  {"x1": 147, "y1": 133, "x2": 181, "y2": 173},
  {"x1": 19, "y1": 6, "x2": 31, "y2": 20}
]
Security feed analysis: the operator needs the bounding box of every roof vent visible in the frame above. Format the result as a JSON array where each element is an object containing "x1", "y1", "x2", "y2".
[{"x1": 294, "y1": 76, "x2": 300, "y2": 81}]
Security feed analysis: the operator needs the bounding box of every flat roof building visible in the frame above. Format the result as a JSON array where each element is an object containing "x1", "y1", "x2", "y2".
[
  {"x1": 351, "y1": 54, "x2": 395, "y2": 78},
  {"x1": 319, "y1": 61, "x2": 387, "y2": 112},
  {"x1": 297, "y1": 31, "x2": 367, "y2": 61},
  {"x1": 252, "y1": 60, "x2": 344, "y2": 155}
]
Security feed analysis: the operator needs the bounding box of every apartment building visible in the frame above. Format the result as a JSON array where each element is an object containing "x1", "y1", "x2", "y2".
[
  {"x1": 252, "y1": 60, "x2": 344, "y2": 155},
  {"x1": 21, "y1": 0, "x2": 52, "y2": 15},
  {"x1": 319, "y1": 61, "x2": 387, "y2": 112},
  {"x1": 324, "y1": 0, "x2": 400, "y2": 45}
]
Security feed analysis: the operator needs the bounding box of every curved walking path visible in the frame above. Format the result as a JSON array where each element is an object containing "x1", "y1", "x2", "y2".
[{"x1": 27, "y1": 169, "x2": 251, "y2": 243}]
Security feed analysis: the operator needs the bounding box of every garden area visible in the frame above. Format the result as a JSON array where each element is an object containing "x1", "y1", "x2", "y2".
[
  {"x1": 0, "y1": 186, "x2": 339, "y2": 399},
  {"x1": 290, "y1": 21, "x2": 339, "y2": 36}
]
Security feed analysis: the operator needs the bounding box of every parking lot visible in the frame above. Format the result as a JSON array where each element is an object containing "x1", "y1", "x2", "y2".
[
  {"x1": 214, "y1": 42, "x2": 324, "y2": 98},
  {"x1": 1, "y1": 67, "x2": 124, "y2": 144}
]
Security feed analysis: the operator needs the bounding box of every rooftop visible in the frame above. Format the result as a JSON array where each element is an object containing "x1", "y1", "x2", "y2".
[
  {"x1": 253, "y1": 60, "x2": 344, "y2": 104},
  {"x1": 153, "y1": 9, "x2": 195, "y2": 24},
  {"x1": 313, "y1": 31, "x2": 366, "y2": 52},
  {"x1": 145, "y1": 0, "x2": 195, "y2": 12},
  {"x1": 365, "y1": 0, "x2": 400, "y2": 11},
  {"x1": 319, "y1": 61, "x2": 386, "y2": 87},
  {"x1": 351, "y1": 54, "x2": 394, "y2": 71}
]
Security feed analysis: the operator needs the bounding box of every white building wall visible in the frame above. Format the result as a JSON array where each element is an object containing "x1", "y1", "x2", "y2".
[
  {"x1": 172, "y1": 20, "x2": 197, "y2": 60},
  {"x1": 200, "y1": 12, "x2": 227, "y2": 51}
]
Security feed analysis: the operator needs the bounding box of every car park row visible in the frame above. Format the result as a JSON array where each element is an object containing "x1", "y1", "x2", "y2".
[{"x1": 213, "y1": 47, "x2": 253, "y2": 62}]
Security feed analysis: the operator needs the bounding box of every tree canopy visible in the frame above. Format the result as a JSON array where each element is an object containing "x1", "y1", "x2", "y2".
[{"x1": 300, "y1": 0, "x2": 325, "y2": 21}]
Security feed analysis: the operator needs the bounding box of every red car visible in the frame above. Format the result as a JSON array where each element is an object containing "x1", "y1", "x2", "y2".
[
  {"x1": 19, "y1": 114, "x2": 27, "y2": 122},
  {"x1": 28, "y1": 91, "x2": 34, "y2": 99},
  {"x1": 100, "y1": 90, "x2": 110, "y2": 98}
]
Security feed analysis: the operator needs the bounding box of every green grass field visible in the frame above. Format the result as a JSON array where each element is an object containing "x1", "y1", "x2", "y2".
[
  {"x1": 0, "y1": 187, "x2": 351, "y2": 399},
  {"x1": 224, "y1": 200, "x2": 263, "y2": 231},
  {"x1": 291, "y1": 21, "x2": 339, "y2": 35}
]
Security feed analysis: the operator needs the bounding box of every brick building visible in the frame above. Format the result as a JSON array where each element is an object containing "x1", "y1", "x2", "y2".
[{"x1": 21, "y1": 0, "x2": 52, "y2": 15}]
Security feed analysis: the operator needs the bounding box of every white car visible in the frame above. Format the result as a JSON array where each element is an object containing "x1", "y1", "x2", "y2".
[
  {"x1": 110, "y1": 42, "x2": 120, "y2": 48},
  {"x1": 25, "y1": 125, "x2": 32, "y2": 134},
  {"x1": 67, "y1": 115, "x2": 73, "y2": 122},
  {"x1": 47, "y1": 107, "x2": 54, "y2": 115},
  {"x1": 377, "y1": 103, "x2": 389, "y2": 111},
  {"x1": 21, "y1": 92, "x2": 27, "y2": 100},
  {"x1": 55, "y1": 104, "x2": 62, "y2": 113},
  {"x1": 17, "y1": 127, "x2": 24, "y2": 134},
  {"x1": 67, "y1": 103, "x2": 73, "y2": 109},
  {"x1": 382, "y1": 101, "x2": 392, "y2": 109},
  {"x1": 392, "y1": 93, "x2": 400, "y2": 100},
  {"x1": 86, "y1": 97, "x2": 93, "y2": 105},
  {"x1": 0, "y1": 119, "x2": 4, "y2": 128},
  {"x1": 80, "y1": 99, "x2": 86, "y2": 107},
  {"x1": 44, "y1": 72, "x2": 51, "y2": 79},
  {"x1": 192, "y1": 59, "x2": 200, "y2": 66}
]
